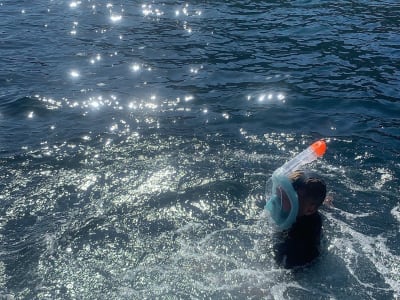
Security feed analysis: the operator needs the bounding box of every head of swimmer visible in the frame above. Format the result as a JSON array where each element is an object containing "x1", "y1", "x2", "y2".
[{"x1": 277, "y1": 170, "x2": 327, "y2": 217}]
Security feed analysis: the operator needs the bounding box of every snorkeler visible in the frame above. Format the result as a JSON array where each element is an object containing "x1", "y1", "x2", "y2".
[
  {"x1": 261, "y1": 140, "x2": 328, "y2": 268},
  {"x1": 268, "y1": 170, "x2": 327, "y2": 268}
]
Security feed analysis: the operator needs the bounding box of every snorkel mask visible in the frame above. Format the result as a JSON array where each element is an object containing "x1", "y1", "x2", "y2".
[
  {"x1": 265, "y1": 170, "x2": 299, "y2": 230},
  {"x1": 265, "y1": 140, "x2": 327, "y2": 230}
]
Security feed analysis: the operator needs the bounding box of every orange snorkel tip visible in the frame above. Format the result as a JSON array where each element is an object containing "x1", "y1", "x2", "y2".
[{"x1": 310, "y1": 140, "x2": 327, "y2": 157}]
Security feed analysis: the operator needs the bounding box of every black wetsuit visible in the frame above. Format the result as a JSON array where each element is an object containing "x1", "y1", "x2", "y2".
[{"x1": 273, "y1": 212, "x2": 322, "y2": 269}]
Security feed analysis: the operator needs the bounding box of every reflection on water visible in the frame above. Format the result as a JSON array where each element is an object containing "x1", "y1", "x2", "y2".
[
  {"x1": 1, "y1": 126, "x2": 398, "y2": 298},
  {"x1": 0, "y1": 0, "x2": 399, "y2": 299},
  {"x1": 69, "y1": 70, "x2": 80, "y2": 78}
]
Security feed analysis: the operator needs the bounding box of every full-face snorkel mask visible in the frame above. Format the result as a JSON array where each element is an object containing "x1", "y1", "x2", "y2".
[
  {"x1": 264, "y1": 140, "x2": 327, "y2": 230},
  {"x1": 265, "y1": 170, "x2": 299, "y2": 230}
]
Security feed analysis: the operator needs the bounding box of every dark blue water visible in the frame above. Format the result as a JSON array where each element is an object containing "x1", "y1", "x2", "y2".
[{"x1": 1, "y1": 1, "x2": 399, "y2": 299}]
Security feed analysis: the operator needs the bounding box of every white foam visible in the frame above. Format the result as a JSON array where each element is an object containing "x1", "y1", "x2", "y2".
[
  {"x1": 0, "y1": 261, "x2": 5, "y2": 289},
  {"x1": 325, "y1": 211, "x2": 400, "y2": 298},
  {"x1": 391, "y1": 204, "x2": 400, "y2": 225},
  {"x1": 374, "y1": 168, "x2": 394, "y2": 190}
]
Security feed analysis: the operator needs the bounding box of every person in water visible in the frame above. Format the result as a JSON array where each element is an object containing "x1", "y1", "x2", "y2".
[{"x1": 261, "y1": 170, "x2": 327, "y2": 268}]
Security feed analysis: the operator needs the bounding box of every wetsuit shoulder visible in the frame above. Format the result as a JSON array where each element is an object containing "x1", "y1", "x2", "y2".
[{"x1": 273, "y1": 212, "x2": 322, "y2": 268}]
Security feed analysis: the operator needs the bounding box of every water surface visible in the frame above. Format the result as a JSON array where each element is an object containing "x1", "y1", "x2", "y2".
[{"x1": 0, "y1": 1, "x2": 399, "y2": 299}]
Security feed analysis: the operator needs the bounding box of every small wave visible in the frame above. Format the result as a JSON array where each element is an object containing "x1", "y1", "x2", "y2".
[{"x1": 0, "y1": 96, "x2": 51, "y2": 117}]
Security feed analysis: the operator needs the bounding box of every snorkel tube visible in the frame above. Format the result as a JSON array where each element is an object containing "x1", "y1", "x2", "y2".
[
  {"x1": 274, "y1": 140, "x2": 327, "y2": 176},
  {"x1": 265, "y1": 140, "x2": 327, "y2": 230}
]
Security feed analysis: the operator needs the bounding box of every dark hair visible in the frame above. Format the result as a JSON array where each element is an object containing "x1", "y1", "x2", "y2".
[{"x1": 289, "y1": 170, "x2": 327, "y2": 206}]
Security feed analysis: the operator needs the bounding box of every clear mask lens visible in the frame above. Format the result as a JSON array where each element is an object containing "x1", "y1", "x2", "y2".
[{"x1": 265, "y1": 172, "x2": 299, "y2": 230}]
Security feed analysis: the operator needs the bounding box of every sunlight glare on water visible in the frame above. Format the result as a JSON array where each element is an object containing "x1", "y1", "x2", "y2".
[{"x1": 0, "y1": 0, "x2": 399, "y2": 299}]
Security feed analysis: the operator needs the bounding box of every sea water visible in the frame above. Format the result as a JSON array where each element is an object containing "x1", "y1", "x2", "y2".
[{"x1": 0, "y1": 1, "x2": 399, "y2": 299}]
